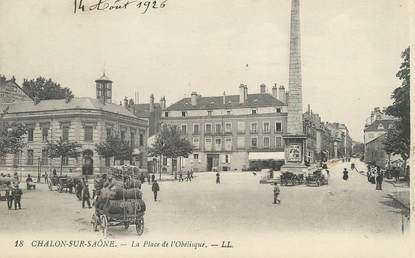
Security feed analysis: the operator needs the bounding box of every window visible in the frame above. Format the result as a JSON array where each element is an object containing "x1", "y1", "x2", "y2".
[
  {"x1": 139, "y1": 134, "x2": 144, "y2": 146},
  {"x1": 193, "y1": 154, "x2": 199, "y2": 160},
  {"x1": 251, "y1": 109, "x2": 257, "y2": 114},
  {"x1": 0, "y1": 154, "x2": 6, "y2": 165},
  {"x1": 207, "y1": 111, "x2": 213, "y2": 116},
  {"x1": 215, "y1": 124, "x2": 221, "y2": 134},
  {"x1": 225, "y1": 154, "x2": 230, "y2": 163},
  {"x1": 205, "y1": 137, "x2": 212, "y2": 151},
  {"x1": 62, "y1": 156, "x2": 69, "y2": 166},
  {"x1": 225, "y1": 137, "x2": 232, "y2": 151},
  {"x1": 237, "y1": 121, "x2": 245, "y2": 133},
  {"x1": 275, "y1": 136, "x2": 283, "y2": 148},
  {"x1": 163, "y1": 157, "x2": 167, "y2": 165},
  {"x1": 84, "y1": 126, "x2": 93, "y2": 142},
  {"x1": 276, "y1": 108, "x2": 281, "y2": 113},
  {"x1": 263, "y1": 137, "x2": 270, "y2": 148},
  {"x1": 275, "y1": 122, "x2": 282, "y2": 133},
  {"x1": 181, "y1": 111, "x2": 186, "y2": 117},
  {"x1": 27, "y1": 128, "x2": 34, "y2": 142},
  {"x1": 121, "y1": 131, "x2": 126, "y2": 142},
  {"x1": 27, "y1": 150, "x2": 34, "y2": 165},
  {"x1": 225, "y1": 122, "x2": 232, "y2": 133},
  {"x1": 205, "y1": 124, "x2": 212, "y2": 134},
  {"x1": 226, "y1": 110, "x2": 231, "y2": 115},
  {"x1": 62, "y1": 127, "x2": 69, "y2": 141},
  {"x1": 165, "y1": 112, "x2": 169, "y2": 117},
  {"x1": 130, "y1": 132, "x2": 135, "y2": 148},
  {"x1": 251, "y1": 123, "x2": 257, "y2": 134},
  {"x1": 193, "y1": 137, "x2": 200, "y2": 149},
  {"x1": 193, "y1": 124, "x2": 199, "y2": 135},
  {"x1": 105, "y1": 157, "x2": 111, "y2": 167},
  {"x1": 215, "y1": 138, "x2": 222, "y2": 150},
  {"x1": 42, "y1": 128, "x2": 49, "y2": 142},
  {"x1": 263, "y1": 122, "x2": 270, "y2": 133},
  {"x1": 237, "y1": 136, "x2": 245, "y2": 148},
  {"x1": 251, "y1": 137, "x2": 257, "y2": 148},
  {"x1": 41, "y1": 149, "x2": 48, "y2": 165},
  {"x1": 181, "y1": 125, "x2": 187, "y2": 134},
  {"x1": 106, "y1": 128, "x2": 112, "y2": 138}
]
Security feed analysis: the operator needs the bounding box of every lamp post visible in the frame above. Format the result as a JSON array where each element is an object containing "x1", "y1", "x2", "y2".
[{"x1": 37, "y1": 157, "x2": 41, "y2": 183}]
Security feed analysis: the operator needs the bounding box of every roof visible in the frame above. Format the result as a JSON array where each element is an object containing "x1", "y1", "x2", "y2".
[
  {"x1": 0, "y1": 78, "x2": 32, "y2": 100},
  {"x1": 132, "y1": 103, "x2": 161, "y2": 118},
  {"x1": 364, "y1": 119, "x2": 395, "y2": 132},
  {"x1": 167, "y1": 93, "x2": 286, "y2": 111},
  {"x1": 0, "y1": 97, "x2": 137, "y2": 118},
  {"x1": 95, "y1": 73, "x2": 112, "y2": 82}
]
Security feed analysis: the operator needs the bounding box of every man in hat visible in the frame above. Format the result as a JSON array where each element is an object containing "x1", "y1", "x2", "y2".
[
  {"x1": 81, "y1": 178, "x2": 92, "y2": 208},
  {"x1": 152, "y1": 180, "x2": 160, "y2": 201},
  {"x1": 5, "y1": 182, "x2": 13, "y2": 210},
  {"x1": 12, "y1": 184, "x2": 23, "y2": 210}
]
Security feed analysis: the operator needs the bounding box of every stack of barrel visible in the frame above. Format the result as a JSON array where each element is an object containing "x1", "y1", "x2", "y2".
[{"x1": 95, "y1": 178, "x2": 146, "y2": 215}]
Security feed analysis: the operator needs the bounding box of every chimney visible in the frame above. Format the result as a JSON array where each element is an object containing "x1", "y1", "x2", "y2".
[
  {"x1": 160, "y1": 96, "x2": 166, "y2": 110},
  {"x1": 260, "y1": 83, "x2": 266, "y2": 94},
  {"x1": 150, "y1": 94, "x2": 155, "y2": 113},
  {"x1": 272, "y1": 84, "x2": 278, "y2": 98},
  {"x1": 123, "y1": 97, "x2": 128, "y2": 108},
  {"x1": 278, "y1": 85, "x2": 286, "y2": 103},
  {"x1": 223, "y1": 91, "x2": 226, "y2": 105},
  {"x1": 239, "y1": 84, "x2": 245, "y2": 104},
  {"x1": 307, "y1": 104, "x2": 311, "y2": 113},
  {"x1": 191, "y1": 91, "x2": 198, "y2": 106}
]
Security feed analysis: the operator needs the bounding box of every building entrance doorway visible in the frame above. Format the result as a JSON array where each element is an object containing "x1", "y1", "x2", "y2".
[{"x1": 207, "y1": 154, "x2": 219, "y2": 172}]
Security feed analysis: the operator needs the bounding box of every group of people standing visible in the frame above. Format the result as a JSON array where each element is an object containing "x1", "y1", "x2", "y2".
[
  {"x1": 5, "y1": 182, "x2": 23, "y2": 210},
  {"x1": 178, "y1": 171, "x2": 194, "y2": 182},
  {"x1": 367, "y1": 165, "x2": 384, "y2": 190}
]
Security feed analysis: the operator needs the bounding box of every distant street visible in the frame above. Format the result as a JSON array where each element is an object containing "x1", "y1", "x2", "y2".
[{"x1": 0, "y1": 159, "x2": 409, "y2": 239}]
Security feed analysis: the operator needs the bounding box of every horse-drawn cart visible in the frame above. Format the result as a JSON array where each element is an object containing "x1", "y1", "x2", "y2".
[
  {"x1": 280, "y1": 172, "x2": 304, "y2": 186},
  {"x1": 92, "y1": 203, "x2": 145, "y2": 237},
  {"x1": 305, "y1": 170, "x2": 328, "y2": 187}
]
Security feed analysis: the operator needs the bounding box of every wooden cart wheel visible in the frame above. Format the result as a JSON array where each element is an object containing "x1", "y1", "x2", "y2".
[
  {"x1": 92, "y1": 214, "x2": 99, "y2": 232},
  {"x1": 124, "y1": 222, "x2": 130, "y2": 229},
  {"x1": 136, "y1": 217, "x2": 144, "y2": 236},
  {"x1": 100, "y1": 214, "x2": 108, "y2": 237}
]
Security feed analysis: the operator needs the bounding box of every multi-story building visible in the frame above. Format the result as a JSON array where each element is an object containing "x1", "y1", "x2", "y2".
[
  {"x1": 0, "y1": 75, "x2": 32, "y2": 103},
  {"x1": 132, "y1": 94, "x2": 165, "y2": 137},
  {"x1": 161, "y1": 83, "x2": 288, "y2": 172},
  {"x1": 0, "y1": 75, "x2": 148, "y2": 175}
]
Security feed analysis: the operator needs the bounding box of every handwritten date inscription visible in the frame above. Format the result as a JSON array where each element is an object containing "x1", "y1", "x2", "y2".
[{"x1": 74, "y1": 0, "x2": 168, "y2": 14}]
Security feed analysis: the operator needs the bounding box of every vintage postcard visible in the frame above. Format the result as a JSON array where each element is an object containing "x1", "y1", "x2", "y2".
[{"x1": 0, "y1": 0, "x2": 413, "y2": 257}]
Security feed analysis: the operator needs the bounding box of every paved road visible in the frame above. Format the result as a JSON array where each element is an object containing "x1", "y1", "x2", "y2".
[{"x1": 0, "y1": 159, "x2": 409, "y2": 239}]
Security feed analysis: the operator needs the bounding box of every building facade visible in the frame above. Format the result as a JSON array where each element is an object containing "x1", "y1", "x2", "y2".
[
  {"x1": 0, "y1": 75, "x2": 31, "y2": 104},
  {"x1": 161, "y1": 84, "x2": 288, "y2": 172}
]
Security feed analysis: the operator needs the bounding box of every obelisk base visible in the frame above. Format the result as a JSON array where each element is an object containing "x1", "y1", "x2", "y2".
[{"x1": 281, "y1": 135, "x2": 307, "y2": 174}]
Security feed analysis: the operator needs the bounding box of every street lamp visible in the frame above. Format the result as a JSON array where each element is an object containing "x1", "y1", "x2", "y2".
[{"x1": 37, "y1": 157, "x2": 41, "y2": 183}]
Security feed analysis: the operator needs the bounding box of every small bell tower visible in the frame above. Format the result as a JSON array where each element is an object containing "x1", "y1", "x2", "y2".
[{"x1": 95, "y1": 73, "x2": 112, "y2": 105}]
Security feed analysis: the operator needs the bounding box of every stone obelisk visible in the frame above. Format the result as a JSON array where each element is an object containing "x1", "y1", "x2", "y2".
[{"x1": 282, "y1": 0, "x2": 307, "y2": 173}]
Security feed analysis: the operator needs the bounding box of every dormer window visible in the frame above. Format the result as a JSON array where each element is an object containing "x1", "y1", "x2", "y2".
[
  {"x1": 164, "y1": 112, "x2": 169, "y2": 117},
  {"x1": 276, "y1": 108, "x2": 281, "y2": 113},
  {"x1": 226, "y1": 110, "x2": 231, "y2": 115},
  {"x1": 251, "y1": 109, "x2": 257, "y2": 115},
  {"x1": 208, "y1": 111, "x2": 213, "y2": 116},
  {"x1": 182, "y1": 111, "x2": 186, "y2": 117}
]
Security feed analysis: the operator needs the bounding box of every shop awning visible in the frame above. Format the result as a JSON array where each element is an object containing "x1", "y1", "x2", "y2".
[{"x1": 248, "y1": 152, "x2": 285, "y2": 160}]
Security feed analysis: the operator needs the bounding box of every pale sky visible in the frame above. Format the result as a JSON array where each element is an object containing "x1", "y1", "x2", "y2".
[{"x1": 0, "y1": 0, "x2": 410, "y2": 142}]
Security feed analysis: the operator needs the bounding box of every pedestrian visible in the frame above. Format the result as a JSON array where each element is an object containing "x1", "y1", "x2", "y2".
[
  {"x1": 52, "y1": 168, "x2": 57, "y2": 177},
  {"x1": 152, "y1": 180, "x2": 160, "y2": 201},
  {"x1": 151, "y1": 174, "x2": 155, "y2": 183},
  {"x1": 342, "y1": 168, "x2": 349, "y2": 181},
  {"x1": 140, "y1": 173, "x2": 145, "y2": 184},
  {"x1": 81, "y1": 178, "x2": 91, "y2": 208},
  {"x1": 190, "y1": 170, "x2": 194, "y2": 180},
  {"x1": 44, "y1": 172, "x2": 48, "y2": 184},
  {"x1": 178, "y1": 171, "x2": 183, "y2": 182},
  {"x1": 376, "y1": 170, "x2": 384, "y2": 190},
  {"x1": 5, "y1": 182, "x2": 13, "y2": 210},
  {"x1": 273, "y1": 183, "x2": 281, "y2": 204},
  {"x1": 186, "y1": 171, "x2": 191, "y2": 182},
  {"x1": 216, "y1": 172, "x2": 220, "y2": 184},
  {"x1": 12, "y1": 184, "x2": 23, "y2": 210}
]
